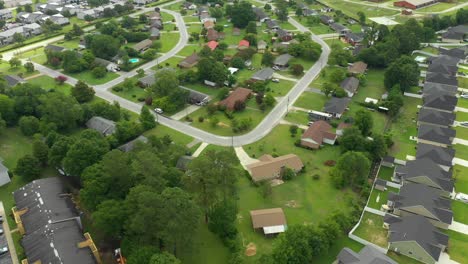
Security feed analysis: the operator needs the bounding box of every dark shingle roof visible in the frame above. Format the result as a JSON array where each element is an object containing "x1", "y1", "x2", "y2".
[
  {"x1": 416, "y1": 143, "x2": 454, "y2": 168},
  {"x1": 85, "y1": 116, "x2": 116, "y2": 136},
  {"x1": 340, "y1": 77, "x2": 359, "y2": 94},
  {"x1": 423, "y1": 94, "x2": 457, "y2": 112},
  {"x1": 337, "y1": 245, "x2": 397, "y2": 264},
  {"x1": 427, "y1": 63, "x2": 458, "y2": 76},
  {"x1": 439, "y1": 46, "x2": 468, "y2": 60},
  {"x1": 423, "y1": 82, "x2": 458, "y2": 96},
  {"x1": 4, "y1": 74, "x2": 24, "y2": 87},
  {"x1": 274, "y1": 54, "x2": 292, "y2": 66},
  {"x1": 251, "y1": 67, "x2": 274, "y2": 81},
  {"x1": 395, "y1": 158, "x2": 453, "y2": 192},
  {"x1": 388, "y1": 183, "x2": 452, "y2": 224},
  {"x1": 324, "y1": 97, "x2": 351, "y2": 115},
  {"x1": 425, "y1": 72, "x2": 458, "y2": 86},
  {"x1": 387, "y1": 215, "x2": 448, "y2": 261},
  {"x1": 117, "y1": 135, "x2": 148, "y2": 152},
  {"x1": 428, "y1": 55, "x2": 460, "y2": 67},
  {"x1": 418, "y1": 107, "x2": 455, "y2": 127},
  {"x1": 418, "y1": 124, "x2": 455, "y2": 146}
]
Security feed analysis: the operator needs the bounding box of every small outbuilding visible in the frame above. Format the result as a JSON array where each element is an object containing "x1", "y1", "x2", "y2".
[
  {"x1": 374, "y1": 178, "x2": 387, "y2": 191},
  {"x1": 250, "y1": 208, "x2": 287, "y2": 236},
  {"x1": 381, "y1": 156, "x2": 395, "y2": 167}
]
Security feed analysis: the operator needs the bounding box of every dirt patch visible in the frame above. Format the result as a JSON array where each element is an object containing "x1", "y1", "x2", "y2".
[
  {"x1": 285, "y1": 200, "x2": 299, "y2": 208},
  {"x1": 270, "y1": 179, "x2": 284, "y2": 186},
  {"x1": 366, "y1": 218, "x2": 374, "y2": 225},
  {"x1": 218, "y1": 122, "x2": 230, "y2": 128},
  {"x1": 245, "y1": 242, "x2": 257, "y2": 256}
]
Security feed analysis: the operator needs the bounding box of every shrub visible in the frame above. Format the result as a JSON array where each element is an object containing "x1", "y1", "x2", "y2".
[
  {"x1": 198, "y1": 116, "x2": 204, "y2": 122},
  {"x1": 92, "y1": 66, "x2": 106, "y2": 78},
  {"x1": 55, "y1": 75, "x2": 67, "y2": 84},
  {"x1": 313, "y1": 174, "x2": 320, "y2": 180},
  {"x1": 137, "y1": 97, "x2": 145, "y2": 102},
  {"x1": 112, "y1": 86, "x2": 123, "y2": 92},
  {"x1": 324, "y1": 160, "x2": 336, "y2": 166}
]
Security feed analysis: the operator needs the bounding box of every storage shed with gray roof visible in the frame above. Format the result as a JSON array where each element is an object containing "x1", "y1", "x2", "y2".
[
  {"x1": 86, "y1": 116, "x2": 116, "y2": 136},
  {"x1": 0, "y1": 160, "x2": 10, "y2": 187}
]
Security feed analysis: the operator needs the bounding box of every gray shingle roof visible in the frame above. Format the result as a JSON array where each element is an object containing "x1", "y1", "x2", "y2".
[
  {"x1": 387, "y1": 215, "x2": 448, "y2": 261},
  {"x1": 117, "y1": 135, "x2": 148, "y2": 152},
  {"x1": 439, "y1": 46, "x2": 468, "y2": 60},
  {"x1": 274, "y1": 54, "x2": 292, "y2": 66},
  {"x1": 423, "y1": 94, "x2": 457, "y2": 112},
  {"x1": 251, "y1": 67, "x2": 274, "y2": 81},
  {"x1": 427, "y1": 63, "x2": 458, "y2": 76},
  {"x1": 418, "y1": 107, "x2": 455, "y2": 127},
  {"x1": 138, "y1": 74, "x2": 156, "y2": 87},
  {"x1": 418, "y1": 124, "x2": 455, "y2": 146},
  {"x1": 395, "y1": 158, "x2": 453, "y2": 192},
  {"x1": 428, "y1": 55, "x2": 460, "y2": 67},
  {"x1": 425, "y1": 72, "x2": 458, "y2": 86},
  {"x1": 340, "y1": 77, "x2": 359, "y2": 94},
  {"x1": 416, "y1": 143, "x2": 454, "y2": 168},
  {"x1": 337, "y1": 245, "x2": 397, "y2": 264},
  {"x1": 266, "y1": 19, "x2": 279, "y2": 29},
  {"x1": 0, "y1": 160, "x2": 9, "y2": 187},
  {"x1": 4, "y1": 74, "x2": 24, "y2": 87},
  {"x1": 423, "y1": 82, "x2": 458, "y2": 96},
  {"x1": 324, "y1": 97, "x2": 351, "y2": 115},
  {"x1": 85, "y1": 116, "x2": 116, "y2": 136},
  {"x1": 388, "y1": 183, "x2": 453, "y2": 225}
]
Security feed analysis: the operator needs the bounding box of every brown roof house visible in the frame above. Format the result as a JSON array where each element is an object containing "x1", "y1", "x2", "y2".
[
  {"x1": 348, "y1": 61, "x2": 368, "y2": 75},
  {"x1": 203, "y1": 20, "x2": 215, "y2": 29},
  {"x1": 246, "y1": 154, "x2": 304, "y2": 182},
  {"x1": 232, "y1": 27, "x2": 241, "y2": 36},
  {"x1": 250, "y1": 208, "x2": 287, "y2": 236},
  {"x1": 219, "y1": 87, "x2": 252, "y2": 111},
  {"x1": 134, "y1": 39, "x2": 153, "y2": 53},
  {"x1": 178, "y1": 53, "x2": 200, "y2": 68},
  {"x1": 300, "y1": 121, "x2": 337, "y2": 149},
  {"x1": 206, "y1": 28, "x2": 223, "y2": 41},
  {"x1": 340, "y1": 77, "x2": 360, "y2": 97}
]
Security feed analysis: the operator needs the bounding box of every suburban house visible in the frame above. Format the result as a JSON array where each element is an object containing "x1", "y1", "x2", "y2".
[
  {"x1": 273, "y1": 54, "x2": 293, "y2": 69},
  {"x1": 417, "y1": 124, "x2": 455, "y2": 148},
  {"x1": 185, "y1": 88, "x2": 210, "y2": 105},
  {"x1": 253, "y1": 7, "x2": 269, "y2": 22},
  {"x1": 94, "y1": 57, "x2": 119, "y2": 72},
  {"x1": 303, "y1": 9, "x2": 318, "y2": 17},
  {"x1": 138, "y1": 74, "x2": 156, "y2": 87},
  {"x1": 428, "y1": 55, "x2": 460, "y2": 67},
  {"x1": 344, "y1": 32, "x2": 365, "y2": 46},
  {"x1": 300, "y1": 120, "x2": 337, "y2": 149},
  {"x1": 441, "y1": 25, "x2": 468, "y2": 43},
  {"x1": 340, "y1": 77, "x2": 360, "y2": 97},
  {"x1": 178, "y1": 53, "x2": 200, "y2": 68},
  {"x1": 0, "y1": 9, "x2": 13, "y2": 20},
  {"x1": 417, "y1": 107, "x2": 455, "y2": 128},
  {"x1": 118, "y1": 135, "x2": 148, "y2": 152},
  {"x1": 320, "y1": 15, "x2": 334, "y2": 25},
  {"x1": 246, "y1": 154, "x2": 304, "y2": 182},
  {"x1": 0, "y1": 23, "x2": 42, "y2": 46},
  {"x1": 323, "y1": 97, "x2": 351, "y2": 118},
  {"x1": 416, "y1": 143, "x2": 454, "y2": 171},
  {"x1": 387, "y1": 183, "x2": 453, "y2": 229},
  {"x1": 393, "y1": 158, "x2": 454, "y2": 197},
  {"x1": 439, "y1": 46, "x2": 468, "y2": 63},
  {"x1": 86, "y1": 116, "x2": 116, "y2": 136},
  {"x1": 423, "y1": 82, "x2": 458, "y2": 96},
  {"x1": 423, "y1": 94, "x2": 457, "y2": 113},
  {"x1": 219, "y1": 87, "x2": 252, "y2": 111},
  {"x1": 203, "y1": 20, "x2": 215, "y2": 29},
  {"x1": 330, "y1": 23, "x2": 350, "y2": 36},
  {"x1": 238, "y1": 39, "x2": 250, "y2": 50},
  {"x1": 277, "y1": 29, "x2": 293, "y2": 41},
  {"x1": 45, "y1": 44, "x2": 67, "y2": 53},
  {"x1": 393, "y1": 0, "x2": 437, "y2": 10},
  {"x1": 134, "y1": 39, "x2": 153, "y2": 53},
  {"x1": 348, "y1": 61, "x2": 367, "y2": 75},
  {"x1": 206, "y1": 28, "x2": 221, "y2": 41},
  {"x1": 232, "y1": 27, "x2": 241, "y2": 36},
  {"x1": 206, "y1": 40, "x2": 218, "y2": 51},
  {"x1": 381, "y1": 156, "x2": 395, "y2": 168},
  {"x1": 250, "y1": 208, "x2": 287, "y2": 236},
  {"x1": 425, "y1": 72, "x2": 458, "y2": 86},
  {"x1": 335, "y1": 245, "x2": 397, "y2": 264},
  {"x1": 176, "y1": 155, "x2": 195, "y2": 171},
  {"x1": 427, "y1": 63, "x2": 458, "y2": 76},
  {"x1": 336, "y1": 122, "x2": 351, "y2": 136},
  {"x1": 251, "y1": 67, "x2": 274, "y2": 81},
  {"x1": 4, "y1": 74, "x2": 25, "y2": 87},
  {"x1": 257, "y1": 40, "x2": 267, "y2": 53},
  {"x1": 384, "y1": 214, "x2": 448, "y2": 264},
  {"x1": 150, "y1": 27, "x2": 160, "y2": 40},
  {"x1": 0, "y1": 160, "x2": 10, "y2": 187},
  {"x1": 266, "y1": 20, "x2": 280, "y2": 30},
  {"x1": 12, "y1": 177, "x2": 100, "y2": 264}
]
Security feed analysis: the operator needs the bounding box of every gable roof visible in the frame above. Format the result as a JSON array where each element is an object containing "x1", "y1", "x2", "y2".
[
  {"x1": 277, "y1": 28, "x2": 291, "y2": 38},
  {"x1": 4, "y1": 74, "x2": 24, "y2": 87},
  {"x1": 85, "y1": 116, "x2": 116, "y2": 136},
  {"x1": 428, "y1": 55, "x2": 460, "y2": 67},
  {"x1": 416, "y1": 143, "x2": 454, "y2": 167},
  {"x1": 324, "y1": 97, "x2": 351, "y2": 114},
  {"x1": 423, "y1": 82, "x2": 458, "y2": 96},
  {"x1": 427, "y1": 63, "x2": 457, "y2": 76},
  {"x1": 238, "y1": 39, "x2": 250, "y2": 48},
  {"x1": 387, "y1": 215, "x2": 448, "y2": 261},
  {"x1": 266, "y1": 19, "x2": 279, "y2": 29},
  {"x1": 395, "y1": 158, "x2": 453, "y2": 192},
  {"x1": 418, "y1": 124, "x2": 455, "y2": 146},
  {"x1": 340, "y1": 77, "x2": 360, "y2": 94},
  {"x1": 301, "y1": 120, "x2": 336, "y2": 146},
  {"x1": 274, "y1": 53, "x2": 293, "y2": 66},
  {"x1": 117, "y1": 135, "x2": 148, "y2": 152},
  {"x1": 247, "y1": 154, "x2": 304, "y2": 182},
  {"x1": 388, "y1": 183, "x2": 452, "y2": 224},
  {"x1": 219, "y1": 87, "x2": 252, "y2": 110},
  {"x1": 178, "y1": 53, "x2": 200, "y2": 68},
  {"x1": 423, "y1": 94, "x2": 457, "y2": 112},
  {"x1": 337, "y1": 245, "x2": 397, "y2": 264},
  {"x1": 138, "y1": 74, "x2": 156, "y2": 86},
  {"x1": 45, "y1": 44, "x2": 66, "y2": 53},
  {"x1": 425, "y1": 72, "x2": 458, "y2": 86},
  {"x1": 250, "y1": 208, "x2": 286, "y2": 229},
  {"x1": 418, "y1": 107, "x2": 455, "y2": 127},
  {"x1": 439, "y1": 46, "x2": 468, "y2": 60},
  {"x1": 206, "y1": 28, "x2": 219, "y2": 41},
  {"x1": 133, "y1": 39, "x2": 153, "y2": 52},
  {"x1": 348, "y1": 61, "x2": 367, "y2": 74},
  {"x1": 251, "y1": 67, "x2": 274, "y2": 81},
  {"x1": 207, "y1": 40, "x2": 218, "y2": 51}
]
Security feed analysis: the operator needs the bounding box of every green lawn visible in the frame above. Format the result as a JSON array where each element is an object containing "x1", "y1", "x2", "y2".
[
  {"x1": 177, "y1": 45, "x2": 203, "y2": 57},
  {"x1": 416, "y1": 2, "x2": 457, "y2": 12},
  {"x1": 311, "y1": 235, "x2": 364, "y2": 264},
  {"x1": 12, "y1": 231, "x2": 25, "y2": 261},
  {"x1": 342, "y1": 102, "x2": 388, "y2": 135},
  {"x1": 183, "y1": 16, "x2": 200, "y2": 23},
  {"x1": 452, "y1": 200, "x2": 468, "y2": 224},
  {"x1": 144, "y1": 124, "x2": 194, "y2": 146},
  {"x1": 321, "y1": 0, "x2": 399, "y2": 20},
  {"x1": 367, "y1": 186, "x2": 399, "y2": 210},
  {"x1": 268, "y1": 80, "x2": 296, "y2": 97},
  {"x1": 27, "y1": 75, "x2": 73, "y2": 95},
  {"x1": 353, "y1": 212, "x2": 387, "y2": 247},
  {"x1": 447, "y1": 230, "x2": 468, "y2": 264},
  {"x1": 455, "y1": 126, "x2": 468, "y2": 140},
  {"x1": 309, "y1": 24, "x2": 334, "y2": 35},
  {"x1": 458, "y1": 77, "x2": 468, "y2": 89},
  {"x1": 454, "y1": 144, "x2": 468, "y2": 160},
  {"x1": 387, "y1": 251, "x2": 426, "y2": 264},
  {"x1": 189, "y1": 99, "x2": 271, "y2": 136},
  {"x1": 458, "y1": 97, "x2": 468, "y2": 109},
  {"x1": 17, "y1": 47, "x2": 47, "y2": 65},
  {"x1": 0, "y1": 62, "x2": 40, "y2": 78},
  {"x1": 454, "y1": 165, "x2": 468, "y2": 194},
  {"x1": 284, "y1": 110, "x2": 308, "y2": 125},
  {"x1": 352, "y1": 69, "x2": 386, "y2": 103},
  {"x1": 456, "y1": 111, "x2": 468, "y2": 122},
  {"x1": 388, "y1": 97, "x2": 420, "y2": 160},
  {"x1": 67, "y1": 71, "x2": 119, "y2": 85},
  {"x1": 181, "y1": 83, "x2": 219, "y2": 97},
  {"x1": 159, "y1": 32, "x2": 181, "y2": 53},
  {"x1": 294, "y1": 92, "x2": 328, "y2": 111},
  {"x1": 240, "y1": 125, "x2": 358, "y2": 261},
  {"x1": 378, "y1": 166, "x2": 394, "y2": 182}
]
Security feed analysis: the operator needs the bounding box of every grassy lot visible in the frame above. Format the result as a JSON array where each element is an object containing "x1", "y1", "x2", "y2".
[
  {"x1": 182, "y1": 83, "x2": 219, "y2": 97},
  {"x1": 309, "y1": 24, "x2": 334, "y2": 34},
  {"x1": 241, "y1": 125, "x2": 358, "y2": 261},
  {"x1": 54, "y1": 38, "x2": 80, "y2": 49},
  {"x1": 268, "y1": 80, "x2": 296, "y2": 97},
  {"x1": 456, "y1": 111, "x2": 468, "y2": 121},
  {"x1": 388, "y1": 97, "x2": 420, "y2": 160},
  {"x1": 458, "y1": 77, "x2": 468, "y2": 89},
  {"x1": 378, "y1": 166, "x2": 394, "y2": 181},
  {"x1": 387, "y1": 251, "x2": 426, "y2": 264},
  {"x1": 367, "y1": 186, "x2": 399, "y2": 210},
  {"x1": 342, "y1": 102, "x2": 388, "y2": 135},
  {"x1": 177, "y1": 44, "x2": 203, "y2": 57},
  {"x1": 179, "y1": 219, "x2": 230, "y2": 264},
  {"x1": 183, "y1": 15, "x2": 200, "y2": 23},
  {"x1": 112, "y1": 86, "x2": 147, "y2": 103},
  {"x1": 144, "y1": 124, "x2": 194, "y2": 146},
  {"x1": 294, "y1": 91, "x2": 328, "y2": 111},
  {"x1": 189, "y1": 98, "x2": 270, "y2": 136},
  {"x1": 187, "y1": 23, "x2": 203, "y2": 34},
  {"x1": 0, "y1": 62, "x2": 40, "y2": 78},
  {"x1": 27, "y1": 75, "x2": 73, "y2": 95},
  {"x1": 284, "y1": 110, "x2": 308, "y2": 125},
  {"x1": 159, "y1": 32, "x2": 181, "y2": 53},
  {"x1": 416, "y1": 2, "x2": 457, "y2": 12},
  {"x1": 454, "y1": 143, "x2": 468, "y2": 160},
  {"x1": 455, "y1": 126, "x2": 468, "y2": 140},
  {"x1": 312, "y1": 235, "x2": 364, "y2": 264},
  {"x1": 353, "y1": 69, "x2": 386, "y2": 103},
  {"x1": 447, "y1": 230, "x2": 468, "y2": 264},
  {"x1": 353, "y1": 212, "x2": 387, "y2": 247},
  {"x1": 67, "y1": 71, "x2": 119, "y2": 85},
  {"x1": 321, "y1": 0, "x2": 399, "y2": 19},
  {"x1": 452, "y1": 200, "x2": 468, "y2": 224},
  {"x1": 454, "y1": 165, "x2": 468, "y2": 194},
  {"x1": 17, "y1": 47, "x2": 47, "y2": 65},
  {"x1": 458, "y1": 96, "x2": 468, "y2": 109}
]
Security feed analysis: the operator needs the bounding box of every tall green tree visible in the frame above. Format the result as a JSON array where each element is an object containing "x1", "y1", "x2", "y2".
[
  {"x1": 72, "y1": 81, "x2": 95, "y2": 103},
  {"x1": 38, "y1": 92, "x2": 83, "y2": 131},
  {"x1": 230, "y1": 1, "x2": 256, "y2": 28},
  {"x1": 150, "y1": 252, "x2": 181, "y2": 264},
  {"x1": 261, "y1": 51, "x2": 275, "y2": 66},
  {"x1": 384, "y1": 55, "x2": 420, "y2": 91},
  {"x1": 331, "y1": 151, "x2": 370, "y2": 188},
  {"x1": 32, "y1": 139, "x2": 49, "y2": 166},
  {"x1": 354, "y1": 110, "x2": 373, "y2": 136},
  {"x1": 140, "y1": 106, "x2": 156, "y2": 130},
  {"x1": 15, "y1": 154, "x2": 41, "y2": 181},
  {"x1": 92, "y1": 199, "x2": 128, "y2": 239}
]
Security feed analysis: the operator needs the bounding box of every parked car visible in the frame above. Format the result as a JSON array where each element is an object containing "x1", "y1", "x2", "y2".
[
  {"x1": 461, "y1": 94, "x2": 468, "y2": 99},
  {"x1": 154, "y1": 108, "x2": 163, "y2": 114},
  {"x1": 460, "y1": 122, "x2": 468, "y2": 127},
  {"x1": 0, "y1": 247, "x2": 8, "y2": 255},
  {"x1": 0, "y1": 216, "x2": 4, "y2": 223},
  {"x1": 272, "y1": 66, "x2": 280, "y2": 71},
  {"x1": 272, "y1": 78, "x2": 280, "y2": 83},
  {"x1": 0, "y1": 229, "x2": 3, "y2": 235}
]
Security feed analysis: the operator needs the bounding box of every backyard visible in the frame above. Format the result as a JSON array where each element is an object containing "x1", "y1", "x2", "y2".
[
  {"x1": 27, "y1": 75, "x2": 73, "y2": 94},
  {"x1": 367, "y1": 186, "x2": 399, "y2": 210},
  {"x1": 144, "y1": 124, "x2": 194, "y2": 146},
  {"x1": 377, "y1": 166, "x2": 394, "y2": 182},
  {"x1": 447, "y1": 230, "x2": 468, "y2": 264},
  {"x1": 294, "y1": 91, "x2": 327, "y2": 111},
  {"x1": 388, "y1": 97, "x2": 420, "y2": 160},
  {"x1": 453, "y1": 164, "x2": 468, "y2": 194},
  {"x1": 353, "y1": 212, "x2": 388, "y2": 248},
  {"x1": 452, "y1": 200, "x2": 468, "y2": 224}
]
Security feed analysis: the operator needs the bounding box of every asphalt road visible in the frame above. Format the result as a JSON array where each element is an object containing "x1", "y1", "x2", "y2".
[{"x1": 12, "y1": 4, "x2": 330, "y2": 147}]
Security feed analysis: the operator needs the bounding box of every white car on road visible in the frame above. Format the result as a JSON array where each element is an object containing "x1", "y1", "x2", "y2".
[{"x1": 154, "y1": 108, "x2": 163, "y2": 114}]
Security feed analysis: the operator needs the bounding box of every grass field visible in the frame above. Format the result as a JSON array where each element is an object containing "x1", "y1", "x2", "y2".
[
  {"x1": 284, "y1": 110, "x2": 308, "y2": 125},
  {"x1": 67, "y1": 71, "x2": 119, "y2": 85},
  {"x1": 416, "y1": 2, "x2": 458, "y2": 12},
  {"x1": 353, "y1": 212, "x2": 387, "y2": 247},
  {"x1": 27, "y1": 75, "x2": 73, "y2": 95},
  {"x1": 321, "y1": 0, "x2": 399, "y2": 19},
  {"x1": 454, "y1": 164, "x2": 468, "y2": 194},
  {"x1": 452, "y1": 200, "x2": 468, "y2": 224},
  {"x1": 455, "y1": 126, "x2": 468, "y2": 140},
  {"x1": 367, "y1": 186, "x2": 399, "y2": 210},
  {"x1": 447, "y1": 230, "x2": 468, "y2": 264},
  {"x1": 177, "y1": 44, "x2": 203, "y2": 57},
  {"x1": 456, "y1": 111, "x2": 468, "y2": 121},
  {"x1": 294, "y1": 92, "x2": 328, "y2": 111},
  {"x1": 388, "y1": 97, "x2": 420, "y2": 160},
  {"x1": 457, "y1": 96, "x2": 468, "y2": 109},
  {"x1": 454, "y1": 143, "x2": 468, "y2": 160},
  {"x1": 144, "y1": 124, "x2": 194, "y2": 146},
  {"x1": 159, "y1": 32, "x2": 181, "y2": 53},
  {"x1": 378, "y1": 166, "x2": 394, "y2": 181}
]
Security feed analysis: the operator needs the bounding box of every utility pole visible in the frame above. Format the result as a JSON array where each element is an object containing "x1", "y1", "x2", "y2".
[{"x1": 231, "y1": 136, "x2": 234, "y2": 147}]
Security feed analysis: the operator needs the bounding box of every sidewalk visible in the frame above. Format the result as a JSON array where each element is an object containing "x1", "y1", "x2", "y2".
[
  {"x1": 170, "y1": 105, "x2": 201, "y2": 120},
  {"x1": 0, "y1": 201, "x2": 18, "y2": 264},
  {"x1": 234, "y1": 147, "x2": 259, "y2": 169},
  {"x1": 192, "y1": 142, "x2": 208, "y2": 157},
  {"x1": 449, "y1": 221, "x2": 468, "y2": 235}
]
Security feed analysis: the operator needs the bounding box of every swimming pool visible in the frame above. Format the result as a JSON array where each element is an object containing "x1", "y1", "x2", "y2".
[{"x1": 129, "y1": 58, "x2": 139, "y2": 63}]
